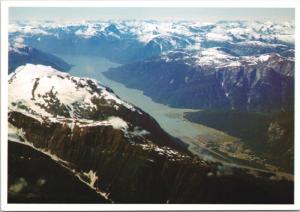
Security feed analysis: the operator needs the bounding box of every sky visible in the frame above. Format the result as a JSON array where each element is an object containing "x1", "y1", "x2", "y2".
[{"x1": 9, "y1": 7, "x2": 294, "y2": 22}]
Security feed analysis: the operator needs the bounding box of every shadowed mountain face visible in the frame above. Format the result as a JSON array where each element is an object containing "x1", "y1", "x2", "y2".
[
  {"x1": 9, "y1": 45, "x2": 71, "y2": 73},
  {"x1": 8, "y1": 64, "x2": 293, "y2": 203},
  {"x1": 8, "y1": 142, "x2": 110, "y2": 203}
]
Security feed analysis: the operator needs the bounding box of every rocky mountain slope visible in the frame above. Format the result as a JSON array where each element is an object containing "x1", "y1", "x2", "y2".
[
  {"x1": 8, "y1": 142, "x2": 109, "y2": 203},
  {"x1": 105, "y1": 50, "x2": 294, "y2": 112},
  {"x1": 8, "y1": 64, "x2": 293, "y2": 203}
]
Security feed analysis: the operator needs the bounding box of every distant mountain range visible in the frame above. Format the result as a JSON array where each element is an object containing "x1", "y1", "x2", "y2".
[{"x1": 9, "y1": 20, "x2": 294, "y2": 63}]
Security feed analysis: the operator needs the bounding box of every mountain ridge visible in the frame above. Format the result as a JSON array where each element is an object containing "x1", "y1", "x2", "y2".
[{"x1": 105, "y1": 50, "x2": 294, "y2": 112}]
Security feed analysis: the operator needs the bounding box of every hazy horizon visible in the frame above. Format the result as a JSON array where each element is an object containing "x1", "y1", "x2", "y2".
[{"x1": 10, "y1": 7, "x2": 295, "y2": 22}]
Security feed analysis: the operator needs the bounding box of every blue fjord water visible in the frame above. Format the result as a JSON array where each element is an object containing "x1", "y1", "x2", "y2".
[{"x1": 57, "y1": 54, "x2": 235, "y2": 159}]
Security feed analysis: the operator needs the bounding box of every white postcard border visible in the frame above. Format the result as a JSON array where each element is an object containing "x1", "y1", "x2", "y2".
[{"x1": 1, "y1": 1, "x2": 299, "y2": 211}]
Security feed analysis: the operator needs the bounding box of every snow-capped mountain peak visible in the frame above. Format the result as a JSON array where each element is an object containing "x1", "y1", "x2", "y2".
[{"x1": 9, "y1": 64, "x2": 137, "y2": 124}]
